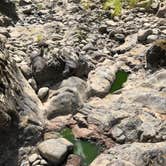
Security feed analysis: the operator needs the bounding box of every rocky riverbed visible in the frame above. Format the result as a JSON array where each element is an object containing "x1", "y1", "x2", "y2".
[{"x1": 0, "y1": 0, "x2": 166, "y2": 166}]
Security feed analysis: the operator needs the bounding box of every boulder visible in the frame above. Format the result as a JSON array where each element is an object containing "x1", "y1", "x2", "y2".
[
  {"x1": 31, "y1": 47, "x2": 89, "y2": 86},
  {"x1": 87, "y1": 59, "x2": 118, "y2": 97},
  {"x1": 38, "y1": 138, "x2": 73, "y2": 165},
  {"x1": 44, "y1": 87, "x2": 82, "y2": 119},
  {"x1": 146, "y1": 39, "x2": 166, "y2": 69},
  {"x1": 60, "y1": 76, "x2": 87, "y2": 100},
  {"x1": 90, "y1": 142, "x2": 166, "y2": 166}
]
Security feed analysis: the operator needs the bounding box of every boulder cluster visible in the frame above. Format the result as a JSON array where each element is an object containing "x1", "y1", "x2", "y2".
[{"x1": 0, "y1": 0, "x2": 165, "y2": 166}]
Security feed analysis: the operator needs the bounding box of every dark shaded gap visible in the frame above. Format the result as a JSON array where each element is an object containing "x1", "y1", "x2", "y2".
[{"x1": 0, "y1": 0, "x2": 19, "y2": 22}]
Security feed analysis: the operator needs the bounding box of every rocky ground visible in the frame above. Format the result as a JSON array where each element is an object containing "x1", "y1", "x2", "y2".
[{"x1": 0, "y1": 0, "x2": 166, "y2": 166}]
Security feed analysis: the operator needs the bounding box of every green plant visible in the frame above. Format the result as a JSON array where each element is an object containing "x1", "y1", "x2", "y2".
[
  {"x1": 103, "y1": 0, "x2": 153, "y2": 16},
  {"x1": 36, "y1": 34, "x2": 43, "y2": 43},
  {"x1": 81, "y1": 0, "x2": 91, "y2": 10},
  {"x1": 128, "y1": 0, "x2": 138, "y2": 7}
]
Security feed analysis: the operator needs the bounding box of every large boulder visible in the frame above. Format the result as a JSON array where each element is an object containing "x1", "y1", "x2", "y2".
[
  {"x1": 90, "y1": 142, "x2": 166, "y2": 166},
  {"x1": 38, "y1": 138, "x2": 73, "y2": 165},
  {"x1": 60, "y1": 76, "x2": 87, "y2": 100},
  {"x1": 44, "y1": 87, "x2": 83, "y2": 119}
]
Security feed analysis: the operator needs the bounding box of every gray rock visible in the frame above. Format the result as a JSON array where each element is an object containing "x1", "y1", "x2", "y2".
[
  {"x1": 44, "y1": 87, "x2": 82, "y2": 119},
  {"x1": 29, "y1": 154, "x2": 40, "y2": 163},
  {"x1": 28, "y1": 78, "x2": 38, "y2": 91},
  {"x1": 156, "y1": 2, "x2": 166, "y2": 18},
  {"x1": 112, "y1": 34, "x2": 137, "y2": 54},
  {"x1": 87, "y1": 59, "x2": 118, "y2": 97},
  {"x1": 19, "y1": 0, "x2": 32, "y2": 6},
  {"x1": 38, "y1": 87, "x2": 49, "y2": 100},
  {"x1": 114, "y1": 33, "x2": 125, "y2": 42},
  {"x1": 147, "y1": 35, "x2": 158, "y2": 43},
  {"x1": 19, "y1": 62, "x2": 32, "y2": 79},
  {"x1": 32, "y1": 159, "x2": 40, "y2": 166},
  {"x1": 38, "y1": 138, "x2": 73, "y2": 165},
  {"x1": 90, "y1": 142, "x2": 166, "y2": 166},
  {"x1": 138, "y1": 29, "x2": 153, "y2": 42},
  {"x1": 40, "y1": 159, "x2": 48, "y2": 165}
]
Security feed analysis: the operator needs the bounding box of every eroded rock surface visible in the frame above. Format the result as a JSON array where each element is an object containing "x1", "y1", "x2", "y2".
[{"x1": 0, "y1": 0, "x2": 166, "y2": 166}]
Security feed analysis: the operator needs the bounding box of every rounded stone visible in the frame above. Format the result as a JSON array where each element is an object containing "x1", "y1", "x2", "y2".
[{"x1": 38, "y1": 87, "x2": 49, "y2": 100}]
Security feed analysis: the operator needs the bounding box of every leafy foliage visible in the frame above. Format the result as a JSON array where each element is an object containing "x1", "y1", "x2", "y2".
[{"x1": 103, "y1": 0, "x2": 153, "y2": 15}]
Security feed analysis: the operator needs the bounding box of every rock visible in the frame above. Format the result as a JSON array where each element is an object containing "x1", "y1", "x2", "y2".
[
  {"x1": 38, "y1": 87, "x2": 49, "y2": 100},
  {"x1": 72, "y1": 125, "x2": 93, "y2": 138},
  {"x1": 44, "y1": 87, "x2": 82, "y2": 119},
  {"x1": 44, "y1": 131, "x2": 60, "y2": 140},
  {"x1": 146, "y1": 39, "x2": 166, "y2": 69},
  {"x1": 32, "y1": 159, "x2": 40, "y2": 166},
  {"x1": 138, "y1": 29, "x2": 153, "y2": 42},
  {"x1": 19, "y1": 0, "x2": 32, "y2": 6},
  {"x1": 65, "y1": 154, "x2": 82, "y2": 166},
  {"x1": 28, "y1": 78, "x2": 38, "y2": 91},
  {"x1": 87, "y1": 59, "x2": 118, "y2": 97},
  {"x1": 111, "y1": 127, "x2": 125, "y2": 143},
  {"x1": 60, "y1": 76, "x2": 87, "y2": 100},
  {"x1": 28, "y1": 153, "x2": 40, "y2": 163},
  {"x1": 147, "y1": 35, "x2": 158, "y2": 43},
  {"x1": 112, "y1": 34, "x2": 137, "y2": 54},
  {"x1": 40, "y1": 159, "x2": 48, "y2": 165},
  {"x1": 156, "y1": 2, "x2": 166, "y2": 18},
  {"x1": 114, "y1": 33, "x2": 125, "y2": 42},
  {"x1": 19, "y1": 62, "x2": 32, "y2": 79},
  {"x1": 98, "y1": 25, "x2": 108, "y2": 34},
  {"x1": 90, "y1": 142, "x2": 166, "y2": 166},
  {"x1": 20, "y1": 160, "x2": 30, "y2": 166},
  {"x1": 38, "y1": 138, "x2": 73, "y2": 165}
]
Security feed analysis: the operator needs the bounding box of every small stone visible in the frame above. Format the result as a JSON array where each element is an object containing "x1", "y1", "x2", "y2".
[
  {"x1": 38, "y1": 87, "x2": 49, "y2": 100},
  {"x1": 114, "y1": 33, "x2": 125, "y2": 42},
  {"x1": 138, "y1": 29, "x2": 153, "y2": 42},
  {"x1": 162, "y1": 29, "x2": 166, "y2": 35},
  {"x1": 147, "y1": 35, "x2": 158, "y2": 43},
  {"x1": 20, "y1": 161, "x2": 30, "y2": 166},
  {"x1": 19, "y1": 62, "x2": 32, "y2": 79},
  {"x1": 98, "y1": 25, "x2": 108, "y2": 34},
  {"x1": 105, "y1": 20, "x2": 117, "y2": 26},
  {"x1": 29, "y1": 153, "x2": 39, "y2": 163},
  {"x1": 28, "y1": 78, "x2": 38, "y2": 91},
  {"x1": 32, "y1": 159, "x2": 40, "y2": 166},
  {"x1": 65, "y1": 154, "x2": 82, "y2": 166},
  {"x1": 44, "y1": 131, "x2": 60, "y2": 140},
  {"x1": 19, "y1": 0, "x2": 32, "y2": 6},
  {"x1": 111, "y1": 127, "x2": 124, "y2": 139},
  {"x1": 40, "y1": 159, "x2": 48, "y2": 165}
]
